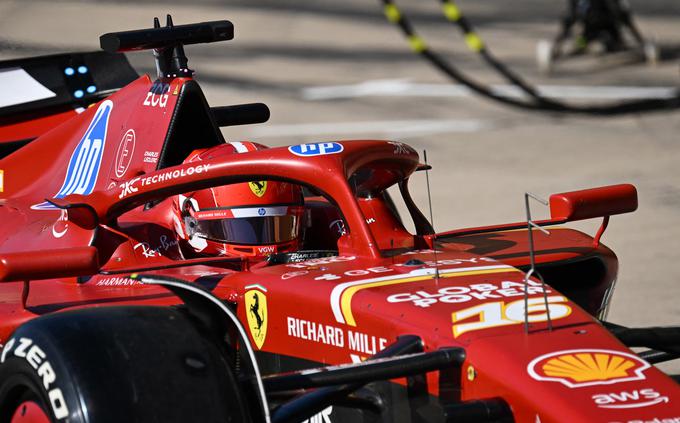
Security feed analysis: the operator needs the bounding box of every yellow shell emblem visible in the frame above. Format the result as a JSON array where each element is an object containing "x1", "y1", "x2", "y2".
[
  {"x1": 528, "y1": 349, "x2": 650, "y2": 388},
  {"x1": 543, "y1": 353, "x2": 635, "y2": 382},
  {"x1": 249, "y1": 181, "x2": 267, "y2": 197},
  {"x1": 245, "y1": 287, "x2": 268, "y2": 349}
]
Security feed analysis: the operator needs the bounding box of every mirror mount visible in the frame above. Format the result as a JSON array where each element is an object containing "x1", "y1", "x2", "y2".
[{"x1": 0, "y1": 246, "x2": 99, "y2": 283}]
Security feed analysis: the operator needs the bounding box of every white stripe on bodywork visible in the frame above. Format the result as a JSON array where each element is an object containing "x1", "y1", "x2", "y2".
[
  {"x1": 330, "y1": 264, "x2": 514, "y2": 324},
  {"x1": 230, "y1": 141, "x2": 249, "y2": 153}
]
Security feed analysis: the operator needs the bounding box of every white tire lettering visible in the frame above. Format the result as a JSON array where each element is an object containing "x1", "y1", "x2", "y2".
[
  {"x1": 14, "y1": 337, "x2": 32, "y2": 358},
  {"x1": 0, "y1": 338, "x2": 15, "y2": 363},
  {"x1": 49, "y1": 389, "x2": 69, "y2": 419},
  {"x1": 38, "y1": 361, "x2": 56, "y2": 389},
  {"x1": 25, "y1": 344, "x2": 45, "y2": 369}
]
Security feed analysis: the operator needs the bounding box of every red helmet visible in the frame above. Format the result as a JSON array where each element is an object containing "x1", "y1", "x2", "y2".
[{"x1": 173, "y1": 142, "x2": 303, "y2": 258}]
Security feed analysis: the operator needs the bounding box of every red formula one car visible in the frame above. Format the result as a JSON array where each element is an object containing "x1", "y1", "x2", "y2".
[{"x1": 0, "y1": 18, "x2": 678, "y2": 423}]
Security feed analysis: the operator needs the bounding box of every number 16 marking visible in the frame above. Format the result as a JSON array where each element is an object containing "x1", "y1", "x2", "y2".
[{"x1": 451, "y1": 296, "x2": 572, "y2": 337}]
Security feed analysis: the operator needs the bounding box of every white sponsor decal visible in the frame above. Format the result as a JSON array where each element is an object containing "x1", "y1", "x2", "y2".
[
  {"x1": 52, "y1": 209, "x2": 69, "y2": 239},
  {"x1": 314, "y1": 266, "x2": 392, "y2": 281},
  {"x1": 143, "y1": 151, "x2": 159, "y2": 164},
  {"x1": 387, "y1": 279, "x2": 550, "y2": 307},
  {"x1": 118, "y1": 164, "x2": 210, "y2": 199},
  {"x1": 281, "y1": 270, "x2": 309, "y2": 280},
  {"x1": 95, "y1": 277, "x2": 141, "y2": 286},
  {"x1": 118, "y1": 177, "x2": 141, "y2": 199},
  {"x1": 114, "y1": 129, "x2": 135, "y2": 178},
  {"x1": 285, "y1": 255, "x2": 356, "y2": 269},
  {"x1": 287, "y1": 317, "x2": 388, "y2": 356},
  {"x1": 133, "y1": 235, "x2": 179, "y2": 258},
  {"x1": 330, "y1": 263, "x2": 513, "y2": 324},
  {"x1": 302, "y1": 406, "x2": 333, "y2": 423},
  {"x1": 1, "y1": 337, "x2": 69, "y2": 419},
  {"x1": 593, "y1": 388, "x2": 669, "y2": 409},
  {"x1": 143, "y1": 82, "x2": 169, "y2": 108},
  {"x1": 614, "y1": 418, "x2": 680, "y2": 423},
  {"x1": 388, "y1": 141, "x2": 411, "y2": 155},
  {"x1": 317, "y1": 257, "x2": 497, "y2": 282}
]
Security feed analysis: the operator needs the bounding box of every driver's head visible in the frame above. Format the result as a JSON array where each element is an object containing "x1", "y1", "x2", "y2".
[{"x1": 173, "y1": 142, "x2": 303, "y2": 258}]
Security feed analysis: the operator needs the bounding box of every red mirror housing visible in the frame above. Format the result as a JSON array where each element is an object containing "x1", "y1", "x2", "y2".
[
  {"x1": 549, "y1": 184, "x2": 638, "y2": 221},
  {"x1": 0, "y1": 246, "x2": 99, "y2": 282}
]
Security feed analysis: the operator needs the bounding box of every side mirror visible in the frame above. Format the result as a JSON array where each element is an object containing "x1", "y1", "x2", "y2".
[
  {"x1": 0, "y1": 246, "x2": 99, "y2": 282},
  {"x1": 549, "y1": 184, "x2": 638, "y2": 222}
]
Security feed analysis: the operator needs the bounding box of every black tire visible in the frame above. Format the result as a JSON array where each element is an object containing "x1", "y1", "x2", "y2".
[
  {"x1": 0, "y1": 369, "x2": 52, "y2": 423},
  {"x1": 0, "y1": 306, "x2": 249, "y2": 423}
]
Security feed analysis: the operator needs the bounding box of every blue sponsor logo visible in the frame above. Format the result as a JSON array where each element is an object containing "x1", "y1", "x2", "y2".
[
  {"x1": 258, "y1": 208, "x2": 266, "y2": 216},
  {"x1": 32, "y1": 100, "x2": 113, "y2": 210},
  {"x1": 288, "y1": 142, "x2": 344, "y2": 157}
]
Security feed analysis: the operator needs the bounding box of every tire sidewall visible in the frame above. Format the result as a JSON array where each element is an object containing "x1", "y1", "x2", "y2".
[{"x1": 0, "y1": 334, "x2": 81, "y2": 423}]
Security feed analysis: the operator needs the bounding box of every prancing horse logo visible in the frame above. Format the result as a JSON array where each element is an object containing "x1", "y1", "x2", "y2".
[
  {"x1": 245, "y1": 286, "x2": 268, "y2": 349},
  {"x1": 249, "y1": 181, "x2": 267, "y2": 197}
]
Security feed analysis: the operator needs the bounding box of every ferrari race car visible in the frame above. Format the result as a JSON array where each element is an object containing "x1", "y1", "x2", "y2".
[{"x1": 0, "y1": 18, "x2": 679, "y2": 423}]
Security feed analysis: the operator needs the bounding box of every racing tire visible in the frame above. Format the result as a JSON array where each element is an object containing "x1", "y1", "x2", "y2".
[
  {"x1": 0, "y1": 306, "x2": 250, "y2": 423},
  {"x1": 0, "y1": 375, "x2": 51, "y2": 423}
]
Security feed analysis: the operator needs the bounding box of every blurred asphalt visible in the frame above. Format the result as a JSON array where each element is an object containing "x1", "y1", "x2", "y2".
[{"x1": 1, "y1": 0, "x2": 680, "y2": 367}]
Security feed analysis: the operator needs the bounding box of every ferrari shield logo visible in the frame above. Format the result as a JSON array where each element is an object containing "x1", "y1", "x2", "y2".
[
  {"x1": 249, "y1": 181, "x2": 267, "y2": 197},
  {"x1": 246, "y1": 287, "x2": 268, "y2": 349}
]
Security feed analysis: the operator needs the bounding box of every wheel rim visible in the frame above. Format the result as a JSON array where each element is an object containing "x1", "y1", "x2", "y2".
[{"x1": 10, "y1": 401, "x2": 50, "y2": 423}]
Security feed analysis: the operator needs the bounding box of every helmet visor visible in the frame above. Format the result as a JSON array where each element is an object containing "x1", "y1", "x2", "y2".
[{"x1": 194, "y1": 215, "x2": 299, "y2": 245}]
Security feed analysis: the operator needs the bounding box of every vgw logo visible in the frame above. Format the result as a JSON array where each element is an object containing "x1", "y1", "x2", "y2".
[
  {"x1": 32, "y1": 100, "x2": 113, "y2": 210},
  {"x1": 288, "y1": 142, "x2": 343, "y2": 157}
]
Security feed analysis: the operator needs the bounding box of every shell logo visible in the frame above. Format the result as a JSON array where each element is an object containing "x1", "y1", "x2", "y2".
[{"x1": 527, "y1": 349, "x2": 651, "y2": 388}]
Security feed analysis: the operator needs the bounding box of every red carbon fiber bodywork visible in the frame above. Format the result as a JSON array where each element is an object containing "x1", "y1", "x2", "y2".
[{"x1": 0, "y1": 64, "x2": 675, "y2": 422}]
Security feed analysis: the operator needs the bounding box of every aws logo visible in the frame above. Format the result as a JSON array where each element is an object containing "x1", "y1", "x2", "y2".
[
  {"x1": 593, "y1": 388, "x2": 669, "y2": 409},
  {"x1": 32, "y1": 100, "x2": 113, "y2": 210},
  {"x1": 245, "y1": 285, "x2": 268, "y2": 349},
  {"x1": 528, "y1": 349, "x2": 651, "y2": 388},
  {"x1": 249, "y1": 181, "x2": 267, "y2": 197}
]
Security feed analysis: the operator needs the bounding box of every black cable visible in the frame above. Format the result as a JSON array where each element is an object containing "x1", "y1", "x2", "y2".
[
  {"x1": 380, "y1": 0, "x2": 548, "y2": 112},
  {"x1": 380, "y1": 0, "x2": 680, "y2": 115}
]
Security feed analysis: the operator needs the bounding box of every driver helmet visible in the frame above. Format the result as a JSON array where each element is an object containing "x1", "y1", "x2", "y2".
[{"x1": 173, "y1": 142, "x2": 303, "y2": 258}]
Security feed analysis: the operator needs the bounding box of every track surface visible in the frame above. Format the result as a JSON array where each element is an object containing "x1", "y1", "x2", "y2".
[{"x1": 1, "y1": 0, "x2": 679, "y2": 367}]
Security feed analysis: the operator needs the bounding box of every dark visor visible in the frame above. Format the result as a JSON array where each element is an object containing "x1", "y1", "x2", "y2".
[{"x1": 194, "y1": 215, "x2": 299, "y2": 245}]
